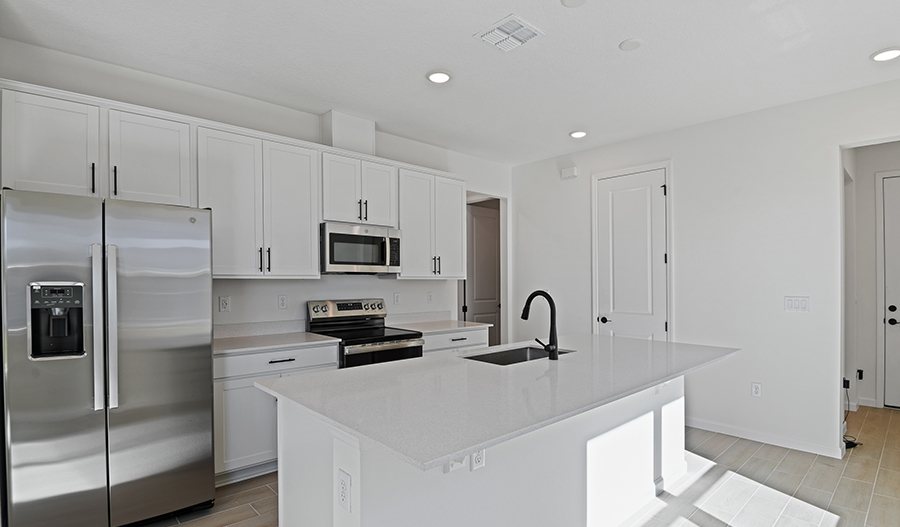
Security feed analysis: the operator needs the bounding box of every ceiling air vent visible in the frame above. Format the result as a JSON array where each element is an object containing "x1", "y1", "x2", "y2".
[{"x1": 475, "y1": 14, "x2": 543, "y2": 52}]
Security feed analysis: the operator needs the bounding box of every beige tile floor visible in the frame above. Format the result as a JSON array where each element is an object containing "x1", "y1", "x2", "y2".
[
  {"x1": 625, "y1": 406, "x2": 900, "y2": 527},
  {"x1": 139, "y1": 472, "x2": 277, "y2": 527},
  {"x1": 139, "y1": 407, "x2": 900, "y2": 527}
]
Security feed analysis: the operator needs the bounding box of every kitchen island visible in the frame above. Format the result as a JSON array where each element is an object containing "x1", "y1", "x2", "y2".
[{"x1": 257, "y1": 334, "x2": 738, "y2": 527}]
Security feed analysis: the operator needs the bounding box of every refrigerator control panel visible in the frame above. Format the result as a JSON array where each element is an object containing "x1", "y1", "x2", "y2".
[{"x1": 28, "y1": 282, "x2": 86, "y2": 360}]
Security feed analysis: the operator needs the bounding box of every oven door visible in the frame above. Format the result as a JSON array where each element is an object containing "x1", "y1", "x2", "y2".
[
  {"x1": 321, "y1": 222, "x2": 391, "y2": 273},
  {"x1": 341, "y1": 339, "x2": 425, "y2": 368}
]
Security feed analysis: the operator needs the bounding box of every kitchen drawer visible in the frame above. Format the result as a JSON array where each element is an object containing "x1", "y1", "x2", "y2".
[
  {"x1": 214, "y1": 344, "x2": 338, "y2": 380},
  {"x1": 423, "y1": 329, "x2": 488, "y2": 353}
]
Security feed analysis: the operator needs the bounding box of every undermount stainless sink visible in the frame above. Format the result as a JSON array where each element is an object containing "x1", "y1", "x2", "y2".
[{"x1": 463, "y1": 346, "x2": 574, "y2": 366}]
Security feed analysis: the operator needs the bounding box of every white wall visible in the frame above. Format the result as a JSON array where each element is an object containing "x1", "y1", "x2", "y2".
[
  {"x1": 511, "y1": 78, "x2": 900, "y2": 457},
  {"x1": 842, "y1": 149, "x2": 859, "y2": 411},
  {"x1": 850, "y1": 141, "x2": 900, "y2": 407},
  {"x1": 0, "y1": 37, "x2": 513, "y2": 329}
]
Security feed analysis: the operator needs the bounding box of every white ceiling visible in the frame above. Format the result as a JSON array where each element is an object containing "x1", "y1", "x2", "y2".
[{"x1": 2, "y1": 0, "x2": 899, "y2": 166}]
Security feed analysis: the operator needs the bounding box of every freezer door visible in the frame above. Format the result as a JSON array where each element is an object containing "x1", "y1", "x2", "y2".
[
  {"x1": 1, "y1": 190, "x2": 108, "y2": 527},
  {"x1": 104, "y1": 200, "x2": 214, "y2": 526}
]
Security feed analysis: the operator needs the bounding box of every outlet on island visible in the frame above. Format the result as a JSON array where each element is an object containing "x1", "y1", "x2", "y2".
[{"x1": 218, "y1": 296, "x2": 230, "y2": 313}]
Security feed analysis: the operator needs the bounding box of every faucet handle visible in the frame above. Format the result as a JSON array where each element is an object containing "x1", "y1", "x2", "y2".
[{"x1": 535, "y1": 338, "x2": 556, "y2": 352}]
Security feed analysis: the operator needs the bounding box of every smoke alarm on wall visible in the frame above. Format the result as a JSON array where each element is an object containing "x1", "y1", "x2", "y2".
[{"x1": 475, "y1": 14, "x2": 543, "y2": 52}]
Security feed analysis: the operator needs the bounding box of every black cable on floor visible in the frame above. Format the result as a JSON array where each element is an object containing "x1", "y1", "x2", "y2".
[{"x1": 843, "y1": 387, "x2": 861, "y2": 449}]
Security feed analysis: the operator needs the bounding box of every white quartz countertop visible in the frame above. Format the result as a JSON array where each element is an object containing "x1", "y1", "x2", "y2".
[
  {"x1": 257, "y1": 334, "x2": 739, "y2": 470},
  {"x1": 390, "y1": 320, "x2": 492, "y2": 334},
  {"x1": 213, "y1": 332, "x2": 340, "y2": 356}
]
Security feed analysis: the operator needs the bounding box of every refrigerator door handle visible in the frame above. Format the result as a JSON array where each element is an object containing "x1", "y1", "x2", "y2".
[
  {"x1": 92, "y1": 244, "x2": 105, "y2": 411},
  {"x1": 107, "y1": 244, "x2": 120, "y2": 409}
]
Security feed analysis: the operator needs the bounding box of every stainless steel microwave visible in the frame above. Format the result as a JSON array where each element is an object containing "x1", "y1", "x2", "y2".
[{"x1": 320, "y1": 222, "x2": 401, "y2": 274}]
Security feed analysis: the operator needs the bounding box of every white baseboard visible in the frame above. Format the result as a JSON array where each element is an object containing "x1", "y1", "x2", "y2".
[
  {"x1": 215, "y1": 460, "x2": 277, "y2": 487},
  {"x1": 858, "y1": 397, "x2": 878, "y2": 409},
  {"x1": 685, "y1": 417, "x2": 843, "y2": 459}
]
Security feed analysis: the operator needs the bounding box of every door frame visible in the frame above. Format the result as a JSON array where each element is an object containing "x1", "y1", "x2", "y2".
[
  {"x1": 874, "y1": 170, "x2": 900, "y2": 408},
  {"x1": 590, "y1": 161, "x2": 673, "y2": 336}
]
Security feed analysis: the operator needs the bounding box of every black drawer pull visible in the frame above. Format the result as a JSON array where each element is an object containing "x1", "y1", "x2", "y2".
[
  {"x1": 451, "y1": 337, "x2": 467, "y2": 342},
  {"x1": 269, "y1": 358, "x2": 296, "y2": 364}
]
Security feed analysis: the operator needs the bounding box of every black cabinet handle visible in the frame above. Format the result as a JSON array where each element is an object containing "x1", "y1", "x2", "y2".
[
  {"x1": 268, "y1": 357, "x2": 296, "y2": 364},
  {"x1": 91, "y1": 162, "x2": 96, "y2": 193},
  {"x1": 600, "y1": 316, "x2": 612, "y2": 324},
  {"x1": 437, "y1": 256, "x2": 441, "y2": 275},
  {"x1": 258, "y1": 247, "x2": 263, "y2": 272},
  {"x1": 358, "y1": 199, "x2": 362, "y2": 220},
  {"x1": 267, "y1": 248, "x2": 271, "y2": 272},
  {"x1": 432, "y1": 256, "x2": 437, "y2": 274},
  {"x1": 890, "y1": 319, "x2": 898, "y2": 326},
  {"x1": 364, "y1": 200, "x2": 368, "y2": 221},
  {"x1": 113, "y1": 166, "x2": 118, "y2": 196},
  {"x1": 451, "y1": 337, "x2": 467, "y2": 342}
]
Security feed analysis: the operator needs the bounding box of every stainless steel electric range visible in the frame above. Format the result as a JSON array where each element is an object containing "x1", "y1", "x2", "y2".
[{"x1": 307, "y1": 298, "x2": 424, "y2": 368}]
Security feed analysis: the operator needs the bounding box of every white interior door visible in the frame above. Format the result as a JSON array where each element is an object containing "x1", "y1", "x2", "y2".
[
  {"x1": 883, "y1": 176, "x2": 900, "y2": 406},
  {"x1": 465, "y1": 203, "x2": 501, "y2": 345},
  {"x1": 593, "y1": 168, "x2": 667, "y2": 340}
]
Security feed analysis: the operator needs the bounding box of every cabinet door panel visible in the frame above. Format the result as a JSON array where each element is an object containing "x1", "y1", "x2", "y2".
[
  {"x1": 263, "y1": 141, "x2": 319, "y2": 278},
  {"x1": 434, "y1": 177, "x2": 466, "y2": 279},
  {"x1": 361, "y1": 161, "x2": 397, "y2": 227},
  {"x1": 214, "y1": 376, "x2": 278, "y2": 474},
  {"x1": 109, "y1": 110, "x2": 191, "y2": 206},
  {"x1": 1, "y1": 90, "x2": 99, "y2": 196},
  {"x1": 198, "y1": 127, "x2": 264, "y2": 277},
  {"x1": 399, "y1": 169, "x2": 436, "y2": 278},
  {"x1": 322, "y1": 152, "x2": 362, "y2": 223}
]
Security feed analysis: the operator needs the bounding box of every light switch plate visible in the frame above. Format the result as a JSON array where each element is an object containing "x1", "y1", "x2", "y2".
[{"x1": 784, "y1": 296, "x2": 809, "y2": 312}]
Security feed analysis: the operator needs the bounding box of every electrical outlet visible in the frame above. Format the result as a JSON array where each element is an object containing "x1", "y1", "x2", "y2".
[
  {"x1": 751, "y1": 382, "x2": 762, "y2": 397},
  {"x1": 277, "y1": 294, "x2": 288, "y2": 310},
  {"x1": 427, "y1": 291, "x2": 434, "y2": 304},
  {"x1": 471, "y1": 449, "x2": 485, "y2": 471},
  {"x1": 393, "y1": 292, "x2": 401, "y2": 305},
  {"x1": 337, "y1": 469, "x2": 351, "y2": 512},
  {"x1": 218, "y1": 296, "x2": 230, "y2": 313},
  {"x1": 443, "y1": 456, "x2": 467, "y2": 473}
]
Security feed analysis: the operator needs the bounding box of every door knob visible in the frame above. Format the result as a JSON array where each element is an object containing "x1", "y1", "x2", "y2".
[
  {"x1": 890, "y1": 305, "x2": 897, "y2": 312},
  {"x1": 599, "y1": 316, "x2": 612, "y2": 324},
  {"x1": 890, "y1": 318, "x2": 898, "y2": 326}
]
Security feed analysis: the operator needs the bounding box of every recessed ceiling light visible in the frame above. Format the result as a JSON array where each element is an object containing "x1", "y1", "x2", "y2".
[
  {"x1": 569, "y1": 131, "x2": 587, "y2": 139},
  {"x1": 871, "y1": 47, "x2": 900, "y2": 62},
  {"x1": 618, "y1": 39, "x2": 643, "y2": 52},
  {"x1": 561, "y1": 0, "x2": 586, "y2": 7},
  {"x1": 428, "y1": 71, "x2": 451, "y2": 84}
]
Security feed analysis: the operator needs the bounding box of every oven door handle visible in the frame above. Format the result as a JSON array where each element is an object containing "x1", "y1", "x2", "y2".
[{"x1": 343, "y1": 339, "x2": 425, "y2": 355}]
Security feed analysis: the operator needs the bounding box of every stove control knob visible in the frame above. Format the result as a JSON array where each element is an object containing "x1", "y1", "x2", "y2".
[
  {"x1": 363, "y1": 303, "x2": 369, "y2": 310},
  {"x1": 312, "y1": 306, "x2": 320, "y2": 313},
  {"x1": 377, "y1": 302, "x2": 384, "y2": 309},
  {"x1": 322, "y1": 305, "x2": 329, "y2": 313}
]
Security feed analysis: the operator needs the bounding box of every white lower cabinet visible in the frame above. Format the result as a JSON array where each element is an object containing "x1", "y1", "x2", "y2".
[
  {"x1": 423, "y1": 327, "x2": 489, "y2": 353},
  {"x1": 213, "y1": 344, "x2": 338, "y2": 481}
]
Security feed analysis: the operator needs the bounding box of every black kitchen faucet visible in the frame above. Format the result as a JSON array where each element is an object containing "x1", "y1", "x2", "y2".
[{"x1": 521, "y1": 290, "x2": 558, "y2": 360}]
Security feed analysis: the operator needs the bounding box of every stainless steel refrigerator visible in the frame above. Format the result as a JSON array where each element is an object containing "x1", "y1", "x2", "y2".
[{"x1": 0, "y1": 190, "x2": 214, "y2": 527}]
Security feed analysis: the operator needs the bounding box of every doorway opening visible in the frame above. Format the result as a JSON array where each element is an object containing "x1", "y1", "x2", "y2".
[
  {"x1": 458, "y1": 194, "x2": 504, "y2": 345},
  {"x1": 841, "y1": 139, "x2": 900, "y2": 411}
]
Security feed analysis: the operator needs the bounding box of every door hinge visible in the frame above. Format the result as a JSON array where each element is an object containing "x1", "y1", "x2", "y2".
[
  {"x1": 664, "y1": 253, "x2": 667, "y2": 264},
  {"x1": 665, "y1": 321, "x2": 668, "y2": 332},
  {"x1": 462, "y1": 305, "x2": 468, "y2": 313},
  {"x1": 661, "y1": 184, "x2": 667, "y2": 196}
]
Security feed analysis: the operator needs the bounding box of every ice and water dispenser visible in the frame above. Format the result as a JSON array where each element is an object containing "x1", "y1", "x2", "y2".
[{"x1": 28, "y1": 282, "x2": 86, "y2": 359}]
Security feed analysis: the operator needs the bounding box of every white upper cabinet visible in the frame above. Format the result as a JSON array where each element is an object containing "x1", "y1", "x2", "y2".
[
  {"x1": 199, "y1": 127, "x2": 264, "y2": 277},
  {"x1": 199, "y1": 127, "x2": 319, "y2": 279},
  {"x1": 108, "y1": 110, "x2": 191, "y2": 206},
  {"x1": 1, "y1": 90, "x2": 100, "y2": 196},
  {"x1": 322, "y1": 152, "x2": 397, "y2": 227},
  {"x1": 263, "y1": 141, "x2": 319, "y2": 278},
  {"x1": 399, "y1": 169, "x2": 465, "y2": 279}
]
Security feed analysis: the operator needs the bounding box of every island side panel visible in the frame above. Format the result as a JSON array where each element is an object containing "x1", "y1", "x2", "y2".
[{"x1": 354, "y1": 378, "x2": 685, "y2": 527}]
